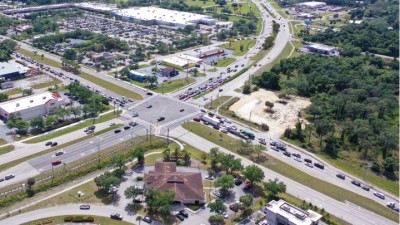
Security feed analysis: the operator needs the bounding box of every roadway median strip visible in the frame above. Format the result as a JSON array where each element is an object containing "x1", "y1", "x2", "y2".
[{"x1": 182, "y1": 122, "x2": 399, "y2": 223}]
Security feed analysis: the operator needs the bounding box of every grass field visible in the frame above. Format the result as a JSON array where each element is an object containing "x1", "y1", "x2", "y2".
[
  {"x1": 31, "y1": 77, "x2": 62, "y2": 90},
  {"x1": 0, "y1": 138, "x2": 7, "y2": 145},
  {"x1": 22, "y1": 215, "x2": 134, "y2": 225},
  {"x1": 0, "y1": 145, "x2": 14, "y2": 155},
  {"x1": 131, "y1": 78, "x2": 195, "y2": 93},
  {"x1": 268, "y1": 1, "x2": 289, "y2": 19},
  {"x1": 23, "y1": 112, "x2": 120, "y2": 144},
  {"x1": 16, "y1": 48, "x2": 143, "y2": 100},
  {"x1": 4, "y1": 88, "x2": 22, "y2": 96},
  {"x1": 219, "y1": 40, "x2": 256, "y2": 56},
  {"x1": 182, "y1": 122, "x2": 399, "y2": 223},
  {"x1": 204, "y1": 96, "x2": 233, "y2": 110},
  {"x1": 215, "y1": 58, "x2": 235, "y2": 67}
]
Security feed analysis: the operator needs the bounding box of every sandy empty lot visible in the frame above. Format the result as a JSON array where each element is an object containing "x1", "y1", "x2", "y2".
[{"x1": 229, "y1": 89, "x2": 311, "y2": 134}]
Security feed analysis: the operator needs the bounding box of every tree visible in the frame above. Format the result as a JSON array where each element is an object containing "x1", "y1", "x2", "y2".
[
  {"x1": 192, "y1": 68, "x2": 199, "y2": 77},
  {"x1": 208, "y1": 214, "x2": 224, "y2": 225},
  {"x1": 200, "y1": 152, "x2": 208, "y2": 164},
  {"x1": 53, "y1": 108, "x2": 69, "y2": 121},
  {"x1": 22, "y1": 88, "x2": 34, "y2": 96},
  {"x1": 132, "y1": 147, "x2": 145, "y2": 164},
  {"x1": 0, "y1": 93, "x2": 8, "y2": 102},
  {"x1": 215, "y1": 175, "x2": 234, "y2": 195},
  {"x1": 124, "y1": 186, "x2": 140, "y2": 201},
  {"x1": 63, "y1": 48, "x2": 77, "y2": 60},
  {"x1": 15, "y1": 120, "x2": 29, "y2": 135},
  {"x1": 136, "y1": 216, "x2": 142, "y2": 225},
  {"x1": 26, "y1": 177, "x2": 36, "y2": 196},
  {"x1": 145, "y1": 188, "x2": 175, "y2": 216},
  {"x1": 239, "y1": 194, "x2": 253, "y2": 208},
  {"x1": 240, "y1": 45, "x2": 244, "y2": 52},
  {"x1": 45, "y1": 115, "x2": 57, "y2": 129},
  {"x1": 264, "y1": 178, "x2": 287, "y2": 197},
  {"x1": 112, "y1": 155, "x2": 126, "y2": 171},
  {"x1": 182, "y1": 149, "x2": 191, "y2": 165},
  {"x1": 208, "y1": 199, "x2": 227, "y2": 213},
  {"x1": 265, "y1": 101, "x2": 274, "y2": 112},
  {"x1": 315, "y1": 119, "x2": 334, "y2": 146},
  {"x1": 383, "y1": 157, "x2": 398, "y2": 176},
  {"x1": 94, "y1": 172, "x2": 121, "y2": 190},
  {"x1": 162, "y1": 148, "x2": 171, "y2": 161},
  {"x1": 30, "y1": 117, "x2": 44, "y2": 130},
  {"x1": 144, "y1": 75, "x2": 158, "y2": 88},
  {"x1": 243, "y1": 165, "x2": 265, "y2": 184},
  {"x1": 258, "y1": 71, "x2": 280, "y2": 90},
  {"x1": 70, "y1": 107, "x2": 81, "y2": 118}
]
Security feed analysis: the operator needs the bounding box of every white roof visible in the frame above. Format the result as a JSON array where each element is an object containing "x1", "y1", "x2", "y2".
[
  {"x1": 114, "y1": 7, "x2": 214, "y2": 26},
  {"x1": 178, "y1": 55, "x2": 202, "y2": 63},
  {"x1": 309, "y1": 43, "x2": 336, "y2": 51},
  {"x1": 161, "y1": 56, "x2": 189, "y2": 67},
  {"x1": 74, "y1": 2, "x2": 118, "y2": 11},
  {"x1": 129, "y1": 70, "x2": 148, "y2": 77},
  {"x1": 0, "y1": 92, "x2": 61, "y2": 114},
  {"x1": 297, "y1": 1, "x2": 326, "y2": 7},
  {"x1": 266, "y1": 200, "x2": 322, "y2": 225},
  {"x1": 0, "y1": 62, "x2": 29, "y2": 77}
]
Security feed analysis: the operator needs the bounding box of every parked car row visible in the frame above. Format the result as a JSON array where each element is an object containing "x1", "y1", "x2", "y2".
[
  {"x1": 0, "y1": 174, "x2": 15, "y2": 182},
  {"x1": 179, "y1": 77, "x2": 228, "y2": 101}
]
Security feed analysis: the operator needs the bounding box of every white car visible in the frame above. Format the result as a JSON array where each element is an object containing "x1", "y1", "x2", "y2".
[
  {"x1": 294, "y1": 157, "x2": 302, "y2": 162},
  {"x1": 109, "y1": 122, "x2": 116, "y2": 126},
  {"x1": 374, "y1": 192, "x2": 385, "y2": 199}
]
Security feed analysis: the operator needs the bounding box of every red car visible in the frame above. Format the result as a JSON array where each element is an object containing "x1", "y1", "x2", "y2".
[
  {"x1": 52, "y1": 160, "x2": 62, "y2": 166},
  {"x1": 243, "y1": 181, "x2": 252, "y2": 190},
  {"x1": 193, "y1": 117, "x2": 200, "y2": 122},
  {"x1": 229, "y1": 204, "x2": 239, "y2": 212}
]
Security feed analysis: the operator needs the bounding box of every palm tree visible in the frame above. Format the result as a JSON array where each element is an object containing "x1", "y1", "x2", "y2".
[
  {"x1": 162, "y1": 148, "x2": 171, "y2": 161},
  {"x1": 182, "y1": 149, "x2": 191, "y2": 166},
  {"x1": 252, "y1": 144, "x2": 266, "y2": 161},
  {"x1": 136, "y1": 216, "x2": 142, "y2": 225},
  {"x1": 173, "y1": 146, "x2": 180, "y2": 161}
]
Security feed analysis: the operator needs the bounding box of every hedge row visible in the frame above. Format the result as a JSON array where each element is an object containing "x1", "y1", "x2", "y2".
[{"x1": 64, "y1": 215, "x2": 94, "y2": 222}]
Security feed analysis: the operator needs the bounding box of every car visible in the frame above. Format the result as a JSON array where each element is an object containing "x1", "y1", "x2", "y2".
[
  {"x1": 213, "y1": 191, "x2": 224, "y2": 198},
  {"x1": 179, "y1": 210, "x2": 189, "y2": 218},
  {"x1": 305, "y1": 162, "x2": 313, "y2": 168},
  {"x1": 124, "y1": 126, "x2": 131, "y2": 130},
  {"x1": 45, "y1": 141, "x2": 53, "y2": 146},
  {"x1": 304, "y1": 158, "x2": 312, "y2": 163},
  {"x1": 193, "y1": 117, "x2": 200, "y2": 122},
  {"x1": 132, "y1": 112, "x2": 139, "y2": 117},
  {"x1": 336, "y1": 174, "x2": 346, "y2": 180},
  {"x1": 180, "y1": 109, "x2": 185, "y2": 112},
  {"x1": 0, "y1": 178, "x2": 4, "y2": 182},
  {"x1": 146, "y1": 92, "x2": 153, "y2": 96},
  {"x1": 176, "y1": 213, "x2": 185, "y2": 221},
  {"x1": 292, "y1": 153, "x2": 301, "y2": 158},
  {"x1": 294, "y1": 157, "x2": 302, "y2": 162},
  {"x1": 142, "y1": 216, "x2": 152, "y2": 223},
  {"x1": 157, "y1": 117, "x2": 165, "y2": 122},
  {"x1": 147, "y1": 105, "x2": 152, "y2": 108},
  {"x1": 79, "y1": 205, "x2": 90, "y2": 210},
  {"x1": 114, "y1": 129, "x2": 121, "y2": 134},
  {"x1": 5, "y1": 174, "x2": 15, "y2": 180},
  {"x1": 110, "y1": 213, "x2": 123, "y2": 220},
  {"x1": 314, "y1": 163, "x2": 325, "y2": 169},
  {"x1": 283, "y1": 152, "x2": 291, "y2": 157},
  {"x1": 205, "y1": 175, "x2": 215, "y2": 180},
  {"x1": 387, "y1": 202, "x2": 400, "y2": 212},
  {"x1": 243, "y1": 181, "x2": 252, "y2": 190},
  {"x1": 259, "y1": 139, "x2": 266, "y2": 145},
  {"x1": 110, "y1": 122, "x2": 116, "y2": 126},
  {"x1": 129, "y1": 122, "x2": 137, "y2": 127},
  {"x1": 219, "y1": 88, "x2": 223, "y2": 92},
  {"x1": 234, "y1": 179, "x2": 243, "y2": 186},
  {"x1": 55, "y1": 151, "x2": 64, "y2": 156},
  {"x1": 52, "y1": 160, "x2": 62, "y2": 166},
  {"x1": 351, "y1": 180, "x2": 361, "y2": 186},
  {"x1": 373, "y1": 192, "x2": 385, "y2": 199},
  {"x1": 51, "y1": 142, "x2": 58, "y2": 147},
  {"x1": 229, "y1": 204, "x2": 240, "y2": 212},
  {"x1": 221, "y1": 129, "x2": 228, "y2": 134},
  {"x1": 361, "y1": 185, "x2": 370, "y2": 191}
]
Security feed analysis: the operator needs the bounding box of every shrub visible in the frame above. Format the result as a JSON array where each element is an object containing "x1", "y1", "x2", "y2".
[
  {"x1": 64, "y1": 216, "x2": 73, "y2": 222},
  {"x1": 136, "y1": 176, "x2": 143, "y2": 181},
  {"x1": 261, "y1": 123, "x2": 269, "y2": 131},
  {"x1": 73, "y1": 216, "x2": 84, "y2": 222}
]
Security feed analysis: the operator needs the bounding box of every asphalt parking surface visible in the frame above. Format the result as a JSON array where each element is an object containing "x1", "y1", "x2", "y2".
[{"x1": 131, "y1": 96, "x2": 199, "y2": 126}]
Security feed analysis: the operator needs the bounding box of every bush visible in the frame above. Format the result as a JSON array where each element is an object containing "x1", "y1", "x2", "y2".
[
  {"x1": 136, "y1": 176, "x2": 143, "y2": 181},
  {"x1": 73, "y1": 216, "x2": 84, "y2": 222},
  {"x1": 64, "y1": 216, "x2": 73, "y2": 222},
  {"x1": 261, "y1": 123, "x2": 269, "y2": 131}
]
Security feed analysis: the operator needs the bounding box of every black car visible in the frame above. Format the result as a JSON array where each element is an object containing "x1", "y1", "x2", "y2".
[
  {"x1": 142, "y1": 216, "x2": 152, "y2": 223},
  {"x1": 146, "y1": 92, "x2": 153, "y2": 96},
  {"x1": 336, "y1": 174, "x2": 345, "y2": 180},
  {"x1": 362, "y1": 185, "x2": 370, "y2": 191},
  {"x1": 147, "y1": 105, "x2": 152, "y2": 108},
  {"x1": 314, "y1": 163, "x2": 324, "y2": 169},
  {"x1": 129, "y1": 122, "x2": 137, "y2": 127},
  {"x1": 124, "y1": 126, "x2": 131, "y2": 130},
  {"x1": 292, "y1": 153, "x2": 301, "y2": 158},
  {"x1": 110, "y1": 213, "x2": 123, "y2": 220},
  {"x1": 283, "y1": 152, "x2": 291, "y2": 157},
  {"x1": 45, "y1": 141, "x2": 52, "y2": 146},
  {"x1": 51, "y1": 142, "x2": 58, "y2": 147},
  {"x1": 234, "y1": 179, "x2": 243, "y2": 186},
  {"x1": 79, "y1": 205, "x2": 90, "y2": 210},
  {"x1": 179, "y1": 210, "x2": 189, "y2": 218},
  {"x1": 114, "y1": 129, "x2": 122, "y2": 134},
  {"x1": 0, "y1": 178, "x2": 4, "y2": 182},
  {"x1": 304, "y1": 158, "x2": 312, "y2": 163},
  {"x1": 157, "y1": 117, "x2": 165, "y2": 122},
  {"x1": 176, "y1": 214, "x2": 185, "y2": 221},
  {"x1": 351, "y1": 180, "x2": 361, "y2": 186}
]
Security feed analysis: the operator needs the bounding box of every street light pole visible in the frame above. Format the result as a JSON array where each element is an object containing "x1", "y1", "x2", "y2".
[{"x1": 167, "y1": 127, "x2": 170, "y2": 145}]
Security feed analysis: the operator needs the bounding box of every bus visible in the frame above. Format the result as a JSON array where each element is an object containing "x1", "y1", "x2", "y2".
[{"x1": 241, "y1": 130, "x2": 255, "y2": 140}]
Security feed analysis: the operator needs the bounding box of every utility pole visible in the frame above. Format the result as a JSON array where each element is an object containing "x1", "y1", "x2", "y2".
[
  {"x1": 97, "y1": 143, "x2": 101, "y2": 165},
  {"x1": 210, "y1": 96, "x2": 213, "y2": 109},
  {"x1": 249, "y1": 111, "x2": 252, "y2": 128},
  {"x1": 167, "y1": 127, "x2": 170, "y2": 145},
  {"x1": 51, "y1": 164, "x2": 54, "y2": 183}
]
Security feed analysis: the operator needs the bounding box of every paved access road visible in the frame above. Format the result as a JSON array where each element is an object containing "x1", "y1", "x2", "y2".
[{"x1": 170, "y1": 126, "x2": 397, "y2": 225}]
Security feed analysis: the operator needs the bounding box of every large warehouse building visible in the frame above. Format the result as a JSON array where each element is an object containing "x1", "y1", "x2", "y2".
[
  {"x1": 0, "y1": 92, "x2": 65, "y2": 120},
  {"x1": 114, "y1": 7, "x2": 216, "y2": 28}
]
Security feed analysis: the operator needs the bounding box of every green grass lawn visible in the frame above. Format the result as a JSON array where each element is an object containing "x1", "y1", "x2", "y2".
[
  {"x1": 22, "y1": 215, "x2": 134, "y2": 225},
  {"x1": 254, "y1": 41, "x2": 294, "y2": 77},
  {"x1": 16, "y1": 48, "x2": 143, "y2": 100},
  {"x1": 219, "y1": 40, "x2": 256, "y2": 56},
  {"x1": 31, "y1": 77, "x2": 62, "y2": 90},
  {"x1": 0, "y1": 138, "x2": 7, "y2": 145},
  {"x1": 268, "y1": 1, "x2": 289, "y2": 19},
  {"x1": 182, "y1": 122, "x2": 399, "y2": 223},
  {"x1": 215, "y1": 58, "x2": 235, "y2": 67},
  {"x1": 23, "y1": 112, "x2": 120, "y2": 144},
  {"x1": 131, "y1": 78, "x2": 195, "y2": 93},
  {"x1": 4, "y1": 88, "x2": 22, "y2": 96},
  {"x1": 138, "y1": 64, "x2": 150, "y2": 68},
  {"x1": 204, "y1": 96, "x2": 232, "y2": 110},
  {"x1": 0, "y1": 145, "x2": 14, "y2": 155},
  {"x1": 207, "y1": 68, "x2": 217, "y2": 72}
]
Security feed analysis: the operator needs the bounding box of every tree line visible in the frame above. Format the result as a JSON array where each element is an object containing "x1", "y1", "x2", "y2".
[{"x1": 255, "y1": 54, "x2": 399, "y2": 179}]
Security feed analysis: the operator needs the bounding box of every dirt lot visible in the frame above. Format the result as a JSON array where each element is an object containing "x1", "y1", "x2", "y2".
[{"x1": 229, "y1": 89, "x2": 311, "y2": 134}]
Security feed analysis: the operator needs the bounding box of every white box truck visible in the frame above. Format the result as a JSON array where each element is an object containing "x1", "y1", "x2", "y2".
[{"x1": 201, "y1": 114, "x2": 220, "y2": 127}]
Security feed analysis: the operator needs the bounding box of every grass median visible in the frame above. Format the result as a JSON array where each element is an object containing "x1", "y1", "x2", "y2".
[
  {"x1": 0, "y1": 125, "x2": 121, "y2": 173},
  {"x1": 23, "y1": 112, "x2": 120, "y2": 144},
  {"x1": 22, "y1": 215, "x2": 134, "y2": 225},
  {"x1": 130, "y1": 78, "x2": 195, "y2": 93},
  {"x1": 204, "y1": 96, "x2": 233, "y2": 110},
  {"x1": 16, "y1": 48, "x2": 143, "y2": 100},
  {"x1": 219, "y1": 40, "x2": 256, "y2": 56},
  {"x1": 182, "y1": 122, "x2": 399, "y2": 223},
  {"x1": 215, "y1": 58, "x2": 235, "y2": 67},
  {"x1": 0, "y1": 145, "x2": 15, "y2": 155}
]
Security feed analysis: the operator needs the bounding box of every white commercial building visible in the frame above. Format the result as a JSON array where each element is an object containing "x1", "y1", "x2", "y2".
[
  {"x1": 307, "y1": 43, "x2": 338, "y2": 56},
  {"x1": 114, "y1": 7, "x2": 216, "y2": 28},
  {"x1": 296, "y1": 1, "x2": 326, "y2": 9},
  {"x1": 0, "y1": 92, "x2": 65, "y2": 120},
  {"x1": 264, "y1": 200, "x2": 322, "y2": 225}
]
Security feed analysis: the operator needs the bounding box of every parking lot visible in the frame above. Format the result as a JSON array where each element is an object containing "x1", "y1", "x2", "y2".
[{"x1": 129, "y1": 95, "x2": 199, "y2": 126}]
